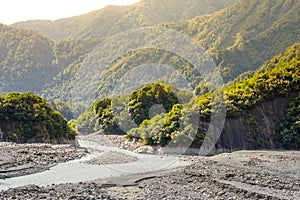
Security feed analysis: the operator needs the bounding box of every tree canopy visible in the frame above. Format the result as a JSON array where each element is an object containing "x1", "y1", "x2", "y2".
[{"x1": 0, "y1": 92, "x2": 77, "y2": 143}]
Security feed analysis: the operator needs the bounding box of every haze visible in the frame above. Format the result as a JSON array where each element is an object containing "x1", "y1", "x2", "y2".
[{"x1": 0, "y1": 0, "x2": 140, "y2": 25}]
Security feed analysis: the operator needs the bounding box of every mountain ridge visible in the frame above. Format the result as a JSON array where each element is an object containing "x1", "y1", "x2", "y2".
[
  {"x1": 164, "y1": 0, "x2": 300, "y2": 81},
  {"x1": 12, "y1": 0, "x2": 239, "y2": 40},
  {"x1": 1, "y1": 0, "x2": 299, "y2": 121}
]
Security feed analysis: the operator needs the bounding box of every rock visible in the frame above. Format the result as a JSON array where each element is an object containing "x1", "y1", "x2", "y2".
[
  {"x1": 217, "y1": 191, "x2": 225, "y2": 196},
  {"x1": 225, "y1": 173, "x2": 235, "y2": 178},
  {"x1": 134, "y1": 146, "x2": 155, "y2": 154}
]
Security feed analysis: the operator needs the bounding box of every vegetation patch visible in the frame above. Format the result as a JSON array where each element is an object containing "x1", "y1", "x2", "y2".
[{"x1": 0, "y1": 92, "x2": 77, "y2": 143}]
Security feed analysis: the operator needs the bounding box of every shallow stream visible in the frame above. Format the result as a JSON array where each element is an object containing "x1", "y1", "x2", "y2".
[{"x1": 0, "y1": 140, "x2": 189, "y2": 190}]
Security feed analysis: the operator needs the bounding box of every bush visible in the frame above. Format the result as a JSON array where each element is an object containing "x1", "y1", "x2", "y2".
[{"x1": 0, "y1": 92, "x2": 77, "y2": 143}]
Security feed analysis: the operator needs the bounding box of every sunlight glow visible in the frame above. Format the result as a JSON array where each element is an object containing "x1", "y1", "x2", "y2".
[{"x1": 0, "y1": 0, "x2": 140, "y2": 25}]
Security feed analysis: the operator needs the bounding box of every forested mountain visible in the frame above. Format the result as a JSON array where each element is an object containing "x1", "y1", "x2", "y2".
[
  {"x1": 1, "y1": 0, "x2": 299, "y2": 122},
  {"x1": 92, "y1": 0, "x2": 299, "y2": 88},
  {"x1": 117, "y1": 0, "x2": 299, "y2": 83},
  {"x1": 43, "y1": 0, "x2": 300, "y2": 105},
  {"x1": 169, "y1": 0, "x2": 300, "y2": 81},
  {"x1": 78, "y1": 42, "x2": 300, "y2": 151},
  {"x1": 0, "y1": 24, "x2": 55, "y2": 92},
  {"x1": 13, "y1": 0, "x2": 238, "y2": 40},
  {"x1": 0, "y1": 23, "x2": 99, "y2": 94}
]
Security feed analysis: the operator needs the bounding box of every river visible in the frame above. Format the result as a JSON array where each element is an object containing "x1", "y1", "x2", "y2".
[{"x1": 0, "y1": 139, "x2": 189, "y2": 190}]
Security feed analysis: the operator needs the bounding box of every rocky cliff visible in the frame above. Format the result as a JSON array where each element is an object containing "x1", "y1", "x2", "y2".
[{"x1": 215, "y1": 92, "x2": 298, "y2": 153}]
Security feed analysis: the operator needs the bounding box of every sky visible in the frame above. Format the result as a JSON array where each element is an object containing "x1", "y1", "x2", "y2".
[{"x1": 0, "y1": 0, "x2": 140, "y2": 25}]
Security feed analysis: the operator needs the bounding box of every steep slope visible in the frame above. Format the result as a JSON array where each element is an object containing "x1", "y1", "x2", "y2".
[
  {"x1": 0, "y1": 23, "x2": 98, "y2": 96},
  {"x1": 40, "y1": 38, "x2": 101, "y2": 102},
  {"x1": 0, "y1": 24, "x2": 56, "y2": 92},
  {"x1": 2, "y1": 0, "x2": 299, "y2": 122},
  {"x1": 13, "y1": 0, "x2": 238, "y2": 40},
  {"x1": 87, "y1": 0, "x2": 300, "y2": 99},
  {"x1": 95, "y1": 48, "x2": 202, "y2": 100},
  {"x1": 168, "y1": 0, "x2": 300, "y2": 81}
]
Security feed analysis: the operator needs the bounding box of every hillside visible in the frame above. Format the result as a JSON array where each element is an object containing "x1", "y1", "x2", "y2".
[
  {"x1": 12, "y1": 0, "x2": 238, "y2": 40},
  {"x1": 0, "y1": 23, "x2": 99, "y2": 95},
  {"x1": 78, "y1": 42, "x2": 300, "y2": 151},
  {"x1": 12, "y1": 6, "x2": 127, "y2": 40},
  {"x1": 169, "y1": 0, "x2": 300, "y2": 81},
  {"x1": 0, "y1": 92, "x2": 77, "y2": 143},
  {"x1": 0, "y1": 0, "x2": 299, "y2": 120},
  {"x1": 81, "y1": 0, "x2": 300, "y2": 101},
  {"x1": 0, "y1": 24, "x2": 55, "y2": 92},
  {"x1": 108, "y1": 0, "x2": 300, "y2": 83}
]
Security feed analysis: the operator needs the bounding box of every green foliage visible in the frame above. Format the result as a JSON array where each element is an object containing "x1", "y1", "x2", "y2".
[
  {"x1": 225, "y1": 57, "x2": 300, "y2": 117},
  {"x1": 127, "y1": 104, "x2": 182, "y2": 146},
  {"x1": 0, "y1": 24, "x2": 101, "y2": 117},
  {"x1": 77, "y1": 82, "x2": 180, "y2": 135},
  {"x1": 246, "y1": 115, "x2": 258, "y2": 128},
  {"x1": 96, "y1": 48, "x2": 202, "y2": 98},
  {"x1": 0, "y1": 23, "x2": 98, "y2": 96},
  {"x1": 128, "y1": 114, "x2": 166, "y2": 145},
  {"x1": 0, "y1": 25, "x2": 55, "y2": 92},
  {"x1": 0, "y1": 92, "x2": 77, "y2": 143},
  {"x1": 68, "y1": 119, "x2": 78, "y2": 132},
  {"x1": 170, "y1": 0, "x2": 300, "y2": 81},
  {"x1": 126, "y1": 42, "x2": 300, "y2": 146},
  {"x1": 76, "y1": 105, "x2": 101, "y2": 134},
  {"x1": 277, "y1": 92, "x2": 300, "y2": 149},
  {"x1": 40, "y1": 38, "x2": 101, "y2": 103},
  {"x1": 2, "y1": 0, "x2": 299, "y2": 117},
  {"x1": 50, "y1": 101, "x2": 73, "y2": 121},
  {"x1": 128, "y1": 82, "x2": 179, "y2": 125},
  {"x1": 94, "y1": 98, "x2": 122, "y2": 134}
]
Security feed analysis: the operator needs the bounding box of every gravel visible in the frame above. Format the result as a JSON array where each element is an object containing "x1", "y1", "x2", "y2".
[
  {"x1": 85, "y1": 151, "x2": 138, "y2": 165},
  {"x1": 1, "y1": 150, "x2": 299, "y2": 199},
  {"x1": 0, "y1": 142, "x2": 87, "y2": 179},
  {"x1": 0, "y1": 134, "x2": 299, "y2": 200},
  {"x1": 81, "y1": 132, "x2": 141, "y2": 152}
]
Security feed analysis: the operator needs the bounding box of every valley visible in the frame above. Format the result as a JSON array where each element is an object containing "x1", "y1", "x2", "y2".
[
  {"x1": 0, "y1": 134, "x2": 299, "y2": 199},
  {"x1": 0, "y1": 0, "x2": 299, "y2": 199}
]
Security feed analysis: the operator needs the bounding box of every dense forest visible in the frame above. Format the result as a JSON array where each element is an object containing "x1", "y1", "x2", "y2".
[
  {"x1": 0, "y1": 92, "x2": 77, "y2": 143},
  {"x1": 0, "y1": 0, "x2": 298, "y2": 107},
  {"x1": 77, "y1": 82, "x2": 183, "y2": 134},
  {"x1": 43, "y1": 0, "x2": 300, "y2": 109},
  {"x1": 132, "y1": 0, "x2": 300, "y2": 82},
  {"x1": 77, "y1": 42, "x2": 300, "y2": 150},
  {"x1": 0, "y1": 23, "x2": 99, "y2": 94}
]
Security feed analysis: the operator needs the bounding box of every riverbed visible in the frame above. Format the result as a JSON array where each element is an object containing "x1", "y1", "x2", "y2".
[
  {"x1": 1, "y1": 135, "x2": 299, "y2": 199},
  {"x1": 0, "y1": 139, "x2": 189, "y2": 190}
]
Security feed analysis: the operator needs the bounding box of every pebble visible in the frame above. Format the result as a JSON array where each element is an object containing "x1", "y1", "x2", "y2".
[{"x1": 0, "y1": 136, "x2": 299, "y2": 200}]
